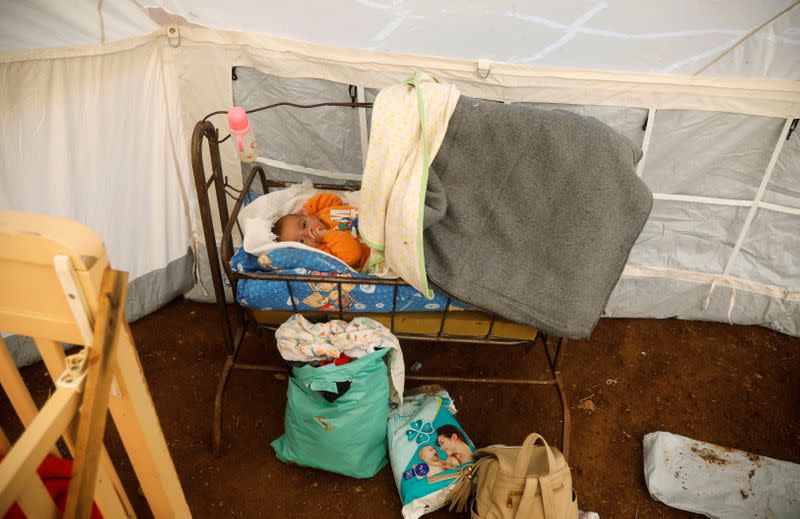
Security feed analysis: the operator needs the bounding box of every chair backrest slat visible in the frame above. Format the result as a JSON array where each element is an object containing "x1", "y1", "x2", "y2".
[{"x1": 0, "y1": 210, "x2": 107, "y2": 345}]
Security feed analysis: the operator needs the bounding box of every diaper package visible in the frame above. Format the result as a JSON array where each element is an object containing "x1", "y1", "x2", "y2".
[{"x1": 388, "y1": 387, "x2": 475, "y2": 519}]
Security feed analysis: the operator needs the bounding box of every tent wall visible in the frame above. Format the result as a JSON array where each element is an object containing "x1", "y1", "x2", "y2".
[
  {"x1": 169, "y1": 28, "x2": 797, "y2": 335},
  {"x1": 233, "y1": 70, "x2": 371, "y2": 186},
  {"x1": 0, "y1": 33, "x2": 195, "y2": 364},
  {"x1": 2, "y1": 3, "x2": 799, "y2": 344}
]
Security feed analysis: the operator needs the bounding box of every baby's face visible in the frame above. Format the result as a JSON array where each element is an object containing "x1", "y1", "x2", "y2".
[
  {"x1": 419, "y1": 446, "x2": 439, "y2": 463},
  {"x1": 278, "y1": 214, "x2": 327, "y2": 247}
]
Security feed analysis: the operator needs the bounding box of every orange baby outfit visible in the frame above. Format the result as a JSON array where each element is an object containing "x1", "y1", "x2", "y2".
[{"x1": 303, "y1": 193, "x2": 371, "y2": 269}]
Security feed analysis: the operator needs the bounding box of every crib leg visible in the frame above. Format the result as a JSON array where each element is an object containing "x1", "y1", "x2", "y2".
[
  {"x1": 212, "y1": 324, "x2": 247, "y2": 456},
  {"x1": 523, "y1": 339, "x2": 535, "y2": 354},
  {"x1": 543, "y1": 336, "x2": 570, "y2": 460},
  {"x1": 542, "y1": 335, "x2": 566, "y2": 374},
  {"x1": 554, "y1": 371, "x2": 571, "y2": 461}
]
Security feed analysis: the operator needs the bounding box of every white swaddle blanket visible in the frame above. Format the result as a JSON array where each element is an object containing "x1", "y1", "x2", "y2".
[{"x1": 238, "y1": 180, "x2": 360, "y2": 258}]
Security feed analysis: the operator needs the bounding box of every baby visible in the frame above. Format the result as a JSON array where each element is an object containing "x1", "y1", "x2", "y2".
[
  {"x1": 417, "y1": 445, "x2": 451, "y2": 477},
  {"x1": 272, "y1": 193, "x2": 370, "y2": 269}
]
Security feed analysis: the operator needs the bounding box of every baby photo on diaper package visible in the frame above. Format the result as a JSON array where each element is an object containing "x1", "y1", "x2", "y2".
[{"x1": 388, "y1": 387, "x2": 475, "y2": 519}]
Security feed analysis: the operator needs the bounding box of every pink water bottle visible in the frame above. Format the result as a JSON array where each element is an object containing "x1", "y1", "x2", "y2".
[{"x1": 227, "y1": 107, "x2": 258, "y2": 163}]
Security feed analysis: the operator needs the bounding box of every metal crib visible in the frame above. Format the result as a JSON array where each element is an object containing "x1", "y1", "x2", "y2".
[{"x1": 190, "y1": 101, "x2": 571, "y2": 458}]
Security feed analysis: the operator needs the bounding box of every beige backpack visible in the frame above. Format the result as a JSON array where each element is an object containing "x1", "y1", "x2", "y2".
[{"x1": 447, "y1": 433, "x2": 578, "y2": 519}]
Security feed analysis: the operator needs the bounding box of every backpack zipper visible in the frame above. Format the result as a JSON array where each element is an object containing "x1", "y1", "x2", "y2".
[
  {"x1": 507, "y1": 490, "x2": 523, "y2": 507},
  {"x1": 506, "y1": 482, "x2": 566, "y2": 507}
]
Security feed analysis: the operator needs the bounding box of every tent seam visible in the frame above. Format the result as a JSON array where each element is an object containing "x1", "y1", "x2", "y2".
[
  {"x1": 154, "y1": 39, "x2": 199, "y2": 295},
  {"x1": 652, "y1": 194, "x2": 800, "y2": 215},
  {"x1": 97, "y1": 0, "x2": 106, "y2": 46},
  {"x1": 694, "y1": 1, "x2": 800, "y2": 76},
  {"x1": 622, "y1": 264, "x2": 800, "y2": 302},
  {"x1": 0, "y1": 31, "x2": 162, "y2": 64}
]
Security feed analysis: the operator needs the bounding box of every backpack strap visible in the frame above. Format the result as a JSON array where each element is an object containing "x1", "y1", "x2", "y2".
[
  {"x1": 538, "y1": 474, "x2": 558, "y2": 518},
  {"x1": 514, "y1": 433, "x2": 556, "y2": 479},
  {"x1": 516, "y1": 474, "x2": 557, "y2": 519}
]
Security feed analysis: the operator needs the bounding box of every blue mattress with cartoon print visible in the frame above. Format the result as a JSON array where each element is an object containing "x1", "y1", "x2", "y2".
[{"x1": 231, "y1": 247, "x2": 465, "y2": 313}]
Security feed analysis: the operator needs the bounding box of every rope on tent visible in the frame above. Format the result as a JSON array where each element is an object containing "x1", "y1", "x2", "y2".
[
  {"x1": 702, "y1": 277, "x2": 738, "y2": 325},
  {"x1": 693, "y1": 1, "x2": 800, "y2": 76}
]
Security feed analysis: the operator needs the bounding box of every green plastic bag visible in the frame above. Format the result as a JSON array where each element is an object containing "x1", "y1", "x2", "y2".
[{"x1": 271, "y1": 348, "x2": 390, "y2": 478}]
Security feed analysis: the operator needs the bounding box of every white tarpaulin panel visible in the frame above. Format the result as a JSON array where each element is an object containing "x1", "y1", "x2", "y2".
[
  {"x1": 0, "y1": 41, "x2": 190, "y2": 280},
  {"x1": 643, "y1": 111, "x2": 785, "y2": 199},
  {"x1": 729, "y1": 211, "x2": 800, "y2": 292},
  {"x1": 143, "y1": 0, "x2": 798, "y2": 79},
  {"x1": 628, "y1": 202, "x2": 749, "y2": 274},
  {"x1": 606, "y1": 275, "x2": 800, "y2": 333},
  {"x1": 233, "y1": 69, "x2": 365, "y2": 184},
  {"x1": 0, "y1": 0, "x2": 156, "y2": 52}
]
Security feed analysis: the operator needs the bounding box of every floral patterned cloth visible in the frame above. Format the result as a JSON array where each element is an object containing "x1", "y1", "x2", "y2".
[
  {"x1": 359, "y1": 73, "x2": 460, "y2": 297},
  {"x1": 275, "y1": 314, "x2": 405, "y2": 404}
]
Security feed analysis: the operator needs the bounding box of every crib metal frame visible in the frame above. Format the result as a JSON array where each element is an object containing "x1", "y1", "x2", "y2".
[{"x1": 190, "y1": 102, "x2": 571, "y2": 459}]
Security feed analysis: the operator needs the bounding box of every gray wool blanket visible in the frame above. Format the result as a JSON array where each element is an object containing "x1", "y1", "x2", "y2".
[{"x1": 423, "y1": 97, "x2": 652, "y2": 339}]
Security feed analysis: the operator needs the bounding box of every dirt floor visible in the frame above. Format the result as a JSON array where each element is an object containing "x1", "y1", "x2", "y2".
[{"x1": 3, "y1": 299, "x2": 799, "y2": 518}]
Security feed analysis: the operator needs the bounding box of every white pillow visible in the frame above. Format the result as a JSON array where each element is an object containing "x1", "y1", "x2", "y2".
[{"x1": 239, "y1": 181, "x2": 361, "y2": 256}]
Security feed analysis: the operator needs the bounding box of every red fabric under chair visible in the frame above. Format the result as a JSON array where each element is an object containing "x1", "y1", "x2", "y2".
[{"x1": 1, "y1": 454, "x2": 103, "y2": 519}]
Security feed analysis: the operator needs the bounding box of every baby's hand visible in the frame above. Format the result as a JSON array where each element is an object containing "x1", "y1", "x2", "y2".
[
  {"x1": 314, "y1": 228, "x2": 329, "y2": 241},
  {"x1": 297, "y1": 207, "x2": 309, "y2": 216}
]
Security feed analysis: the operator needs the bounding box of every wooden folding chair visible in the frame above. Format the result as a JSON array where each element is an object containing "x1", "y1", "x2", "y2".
[{"x1": 0, "y1": 210, "x2": 191, "y2": 518}]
